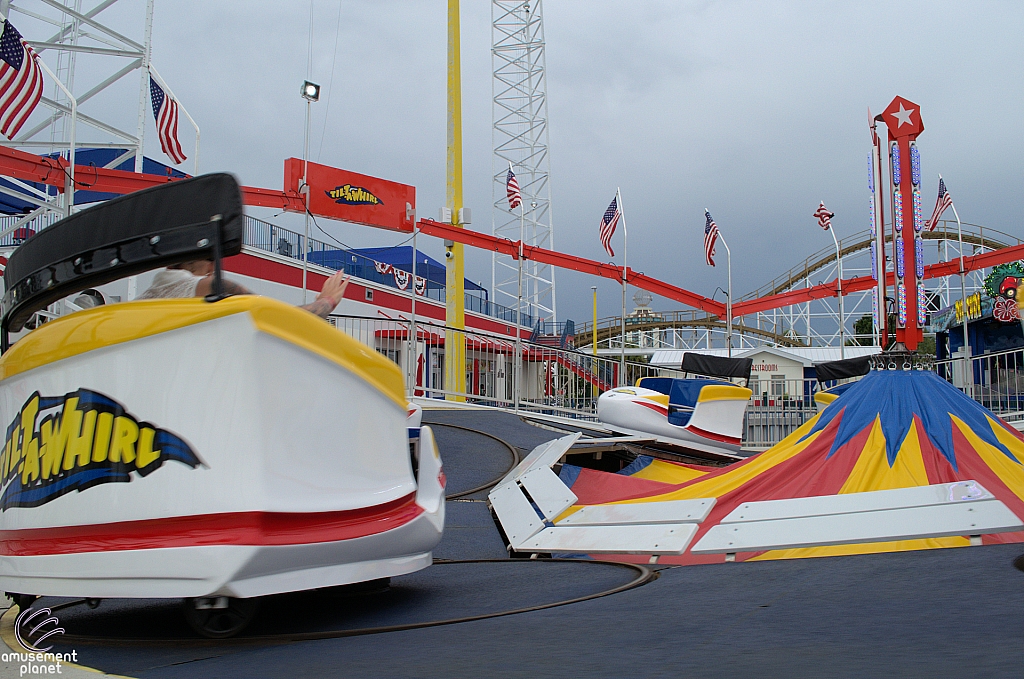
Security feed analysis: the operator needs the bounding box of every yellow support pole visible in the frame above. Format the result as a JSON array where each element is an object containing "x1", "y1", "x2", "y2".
[
  {"x1": 445, "y1": 0, "x2": 466, "y2": 401},
  {"x1": 592, "y1": 286, "x2": 597, "y2": 356}
]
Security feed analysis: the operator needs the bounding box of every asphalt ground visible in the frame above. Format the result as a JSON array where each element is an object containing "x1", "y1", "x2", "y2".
[
  {"x1": 422, "y1": 408, "x2": 567, "y2": 457},
  {"x1": 37, "y1": 543, "x2": 1024, "y2": 679},
  {"x1": 6, "y1": 408, "x2": 1024, "y2": 678},
  {"x1": 425, "y1": 423, "x2": 518, "y2": 500}
]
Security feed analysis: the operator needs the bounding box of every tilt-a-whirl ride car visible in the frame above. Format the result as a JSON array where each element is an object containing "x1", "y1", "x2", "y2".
[
  {"x1": 0, "y1": 174, "x2": 445, "y2": 637},
  {"x1": 597, "y1": 354, "x2": 754, "y2": 457}
]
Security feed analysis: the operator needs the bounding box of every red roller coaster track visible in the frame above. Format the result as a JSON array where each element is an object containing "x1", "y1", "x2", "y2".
[{"x1": 0, "y1": 145, "x2": 1018, "y2": 319}]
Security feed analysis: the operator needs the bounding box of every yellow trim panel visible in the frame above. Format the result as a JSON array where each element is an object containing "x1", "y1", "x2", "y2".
[
  {"x1": 697, "y1": 384, "x2": 753, "y2": 403},
  {"x1": 0, "y1": 296, "x2": 407, "y2": 409},
  {"x1": 815, "y1": 392, "x2": 839, "y2": 406},
  {"x1": 247, "y1": 299, "x2": 407, "y2": 408}
]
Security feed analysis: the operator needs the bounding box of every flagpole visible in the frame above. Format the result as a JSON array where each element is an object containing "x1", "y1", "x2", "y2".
[
  {"x1": 950, "y1": 199, "x2": 972, "y2": 398},
  {"x1": 617, "y1": 187, "x2": 627, "y2": 386},
  {"x1": 515, "y1": 195, "x2": 524, "y2": 413},
  {"x1": 134, "y1": 0, "x2": 154, "y2": 174},
  {"x1": 32, "y1": 57, "x2": 75, "y2": 213},
  {"x1": 718, "y1": 232, "x2": 733, "y2": 357},
  {"x1": 872, "y1": 120, "x2": 887, "y2": 348}
]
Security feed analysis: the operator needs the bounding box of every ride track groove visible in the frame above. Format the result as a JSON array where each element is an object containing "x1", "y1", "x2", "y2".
[
  {"x1": 32, "y1": 560, "x2": 654, "y2": 647},
  {"x1": 426, "y1": 421, "x2": 521, "y2": 499},
  {"x1": 8, "y1": 417, "x2": 1024, "y2": 679},
  {"x1": 14, "y1": 420, "x2": 657, "y2": 650}
]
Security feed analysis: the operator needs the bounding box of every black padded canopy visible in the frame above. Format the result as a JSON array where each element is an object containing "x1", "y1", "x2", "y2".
[
  {"x1": 813, "y1": 355, "x2": 872, "y2": 382},
  {"x1": 1, "y1": 173, "x2": 244, "y2": 334},
  {"x1": 681, "y1": 352, "x2": 753, "y2": 381}
]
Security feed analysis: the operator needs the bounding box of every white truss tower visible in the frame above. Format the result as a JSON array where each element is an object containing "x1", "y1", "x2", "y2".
[
  {"x1": 0, "y1": 0, "x2": 196, "y2": 238},
  {"x1": 492, "y1": 0, "x2": 556, "y2": 325}
]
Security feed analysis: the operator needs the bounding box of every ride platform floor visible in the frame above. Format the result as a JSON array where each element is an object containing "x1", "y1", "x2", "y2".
[{"x1": 4, "y1": 408, "x2": 1024, "y2": 678}]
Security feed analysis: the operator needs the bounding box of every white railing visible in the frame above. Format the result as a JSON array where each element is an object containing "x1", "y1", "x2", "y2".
[
  {"x1": 745, "y1": 377, "x2": 822, "y2": 449},
  {"x1": 331, "y1": 313, "x2": 831, "y2": 450},
  {"x1": 329, "y1": 313, "x2": 674, "y2": 417},
  {"x1": 935, "y1": 347, "x2": 1024, "y2": 420}
]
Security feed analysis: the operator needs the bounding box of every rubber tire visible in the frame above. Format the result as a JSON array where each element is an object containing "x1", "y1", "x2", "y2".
[
  {"x1": 182, "y1": 597, "x2": 260, "y2": 639},
  {"x1": 1013, "y1": 553, "x2": 1024, "y2": 573}
]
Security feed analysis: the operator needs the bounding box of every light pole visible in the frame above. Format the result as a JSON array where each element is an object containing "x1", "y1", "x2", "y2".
[
  {"x1": 591, "y1": 286, "x2": 598, "y2": 357},
  {"x1": 300, "y1": 80, "x2": 321, "y2": 304},
  {"x1": 617, "y1": 188, "x2": 628, "y2": 385}
]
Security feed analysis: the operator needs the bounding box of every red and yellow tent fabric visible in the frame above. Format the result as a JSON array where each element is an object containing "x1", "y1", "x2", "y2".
[{"x1": 558, "y1": 370, "x2": 1024, "y2": 564}]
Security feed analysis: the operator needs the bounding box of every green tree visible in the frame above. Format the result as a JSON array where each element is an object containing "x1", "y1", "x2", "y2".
[
  {"x1": 852, "y1": 315, "x2": 874, "y2": 346},
  {"x1": 917, "y1": 334, "x2": 936, "y2": 357}
]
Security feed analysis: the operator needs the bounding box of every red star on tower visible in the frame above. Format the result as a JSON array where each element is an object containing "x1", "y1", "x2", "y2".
[{"x1": 882, "y1": 95, "x2": 923, "y2": 139}]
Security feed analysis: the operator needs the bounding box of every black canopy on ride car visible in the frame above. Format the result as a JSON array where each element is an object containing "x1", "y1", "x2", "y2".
[
  {"x1": 681, "y1": 352, "x2": 753, "y2": 382},
  {"x1": 1, "y1": 173, "x2": 244, "y2": 338},
  {"x1": 813, "y1": 355, "x2": 872, "y2": 383}
]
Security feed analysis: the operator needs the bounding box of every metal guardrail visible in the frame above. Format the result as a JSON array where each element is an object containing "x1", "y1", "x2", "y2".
[
  {"x1": 5, "y1": 206, "x2": 1016, "y2": 452},
  {"x1": 330, "y1": 313, "x2": 672, "y2": 416},
  {"x1": 744, "y1": 377, "x2": 823, "y2": 449},
  {"x1": 242, "y1": 215, "x2": 535, "y2": 328},
  {"x1": 0, "y1": 213, "x2": 62, "y2": 247},
  {"x1": 935, "y1": 347, "x2": 1024, "y2": 417},
  {"x1": 334, "y1": 311, "x2": 827, "y2": 450}
]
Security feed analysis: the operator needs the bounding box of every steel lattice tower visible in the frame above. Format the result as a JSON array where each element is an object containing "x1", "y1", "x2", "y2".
[
  {"x1": 492, "y1": 0, "x2": 555, "y2": 324},
  {"x1": 0, "y1": 0, "x2": 198, "y2": 231}
]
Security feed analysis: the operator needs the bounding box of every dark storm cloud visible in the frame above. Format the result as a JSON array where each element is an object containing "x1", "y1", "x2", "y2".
[{"x1": 24, "y1": 0, "x2": 1022, "y2": 321}]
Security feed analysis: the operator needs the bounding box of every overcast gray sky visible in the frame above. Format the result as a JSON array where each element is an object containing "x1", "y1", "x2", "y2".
[{"x1": 16, "y1": 1, "x2": 1024, "y2": 322}]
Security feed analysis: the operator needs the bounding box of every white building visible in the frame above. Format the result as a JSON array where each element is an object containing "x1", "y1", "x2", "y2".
[{"x1": 651, "y1": 346, "x2": 881, "y2": 401}]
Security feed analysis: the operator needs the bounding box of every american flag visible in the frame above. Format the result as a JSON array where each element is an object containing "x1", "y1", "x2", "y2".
[
  {"x1": 506, "y1": 163, "x2": 521, "y2": 210},
  {"x1": 149, "y1": 75, "x2": 186, "y2": 165},
  {"x1": 703, "y1": 210, "x2": 719, "y2": 267},
  {"x1": 599, "y1": 195, "x2": 621, "y2": 258},
  {"x1": 925, "y1": 176, "x2": 953, "y2": 231},
  {"x1": 0, "y1": 19, "x2": 43, "y2": 140},
  {"x1": 813, "y1": 202, "x2": 834, "y2": 230}
]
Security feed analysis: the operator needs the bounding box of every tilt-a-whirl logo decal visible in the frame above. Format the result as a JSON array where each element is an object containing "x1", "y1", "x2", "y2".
[
  {"x1": 325, "y1": 184, "x2": 383, "y2": 206},
  {"x1": 0, "y1": 390, "x2": 203, "y2": 510}
]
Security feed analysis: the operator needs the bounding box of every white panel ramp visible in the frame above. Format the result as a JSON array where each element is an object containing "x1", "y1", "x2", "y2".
[
  {"x1": 521, "y1": 524, "x2": 700, "y2": 555},
  {"x1": 495, "y1": 433, "x2": 581, "y2": 488},
  {"x1": 518, "y1": 466, "x2": 577, "y2": 522},
  {"x1": 488, "y1": 436, "x2": 715, "y2": 558},
  {"x1": 557, "y1": 499, "x2": 716, "y2": 526},
  {"x1": 691, "y1": 481, "x2": 1024, "y2": 559},
  {"x1": 489, "y1": 482, "x2": 545, "y2": 546},
  {"x1": 720, "y1": 481, "x2": 994, "y2": 524}
]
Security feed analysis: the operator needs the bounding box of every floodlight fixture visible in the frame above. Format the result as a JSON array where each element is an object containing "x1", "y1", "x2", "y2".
[{"x1": 301, "y1": 81, "x2": 321, "y2": 102}]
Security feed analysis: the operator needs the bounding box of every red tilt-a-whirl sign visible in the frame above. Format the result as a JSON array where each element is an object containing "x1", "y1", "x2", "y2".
[{"x1": 284, "y1": 158, "x2": 416, "y2": 233}]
